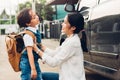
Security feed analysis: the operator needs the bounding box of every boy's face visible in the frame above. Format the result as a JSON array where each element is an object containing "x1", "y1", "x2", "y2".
[{"x1": 28, "y1": 10, "x2": 40, "y2": 27}]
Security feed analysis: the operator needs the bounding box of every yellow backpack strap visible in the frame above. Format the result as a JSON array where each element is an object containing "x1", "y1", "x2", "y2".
[{"x1": 23, "y1": 30, "x2": 36, "y2": 43}]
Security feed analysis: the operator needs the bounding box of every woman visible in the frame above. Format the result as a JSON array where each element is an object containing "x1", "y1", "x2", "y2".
[{"x1": 34, "y1": 13, "x2": 86, "y2": 80}]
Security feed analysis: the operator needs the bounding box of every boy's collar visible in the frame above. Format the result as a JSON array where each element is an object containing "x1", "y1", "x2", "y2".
[{"x1": 25, "y1": 27, "x2": 37, "y2": 33}]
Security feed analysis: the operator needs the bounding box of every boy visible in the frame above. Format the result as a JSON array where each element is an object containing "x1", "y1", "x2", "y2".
[{"x1": 17, "y1": 8, "x2": 42, "y2": 80}]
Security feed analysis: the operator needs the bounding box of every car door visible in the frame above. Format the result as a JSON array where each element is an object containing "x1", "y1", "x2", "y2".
[{"x1": 88, "y1": 0, "x2": 120, "y2": 73}]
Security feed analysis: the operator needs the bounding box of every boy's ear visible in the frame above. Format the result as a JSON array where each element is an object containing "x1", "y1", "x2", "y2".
[{"x1": 26, "y1": 23, "x2": 30, "y2": 26}]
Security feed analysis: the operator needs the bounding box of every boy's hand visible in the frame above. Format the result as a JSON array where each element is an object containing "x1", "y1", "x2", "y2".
[{"x1": 31, "y1": 69, "x2": 37, "y2": 79}]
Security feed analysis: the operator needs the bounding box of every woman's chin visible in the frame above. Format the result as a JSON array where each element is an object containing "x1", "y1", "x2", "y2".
[{"x1": 61, "y1": 30, "x2": 64, "y2": 33}]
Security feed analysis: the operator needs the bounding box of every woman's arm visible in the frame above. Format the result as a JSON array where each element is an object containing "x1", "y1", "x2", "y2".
[
  {"x1": 35, "y1": 44, "x2": 60, "y2": 57},
  {"x1": 34, "y1": 44, "x2": 76, "y2": 67}
]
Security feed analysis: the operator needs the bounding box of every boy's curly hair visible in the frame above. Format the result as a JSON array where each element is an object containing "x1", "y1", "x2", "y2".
[{"x1": 17, "y1": 8, "x2": 32, "y2": 28}]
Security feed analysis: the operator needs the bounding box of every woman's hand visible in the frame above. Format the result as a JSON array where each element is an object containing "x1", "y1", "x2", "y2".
[
  {"x1": 40, "y1": 44, "x2": 46, "y2": 52},
  {"x1": 33, "y1": 44, "x2": 38, "y2": 52},
  {"x1": 33, "y1": 43, "x2": 46, "y2": 52},
  {"x1": 33, "y1": 44, "x2": 44, "y2": 58}
]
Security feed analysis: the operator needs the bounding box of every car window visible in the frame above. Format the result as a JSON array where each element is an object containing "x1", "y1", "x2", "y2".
[
  {"x1": 88, "y1": 0, "x2": 120, "y2": 53},
  {"x1": 78, "y1": 0, "x2": 98, "y2": 11}
]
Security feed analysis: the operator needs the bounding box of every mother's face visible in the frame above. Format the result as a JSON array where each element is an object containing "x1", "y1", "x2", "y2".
[
  {"x1": 61, "y1": 15, "x2": 76, "y2": 35},
  {"x1": 61, "y1": 16, "x2": 71, "y2": 35}
]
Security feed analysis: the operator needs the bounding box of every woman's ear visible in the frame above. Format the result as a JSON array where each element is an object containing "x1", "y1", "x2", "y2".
[{"x1": 71, "y1": 26, "x2": 76, "y2": 31}]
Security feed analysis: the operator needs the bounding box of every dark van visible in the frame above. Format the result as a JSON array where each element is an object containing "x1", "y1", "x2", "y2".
[{"x1": 64, "y1": 0, "x2": 120, "y2": 79}]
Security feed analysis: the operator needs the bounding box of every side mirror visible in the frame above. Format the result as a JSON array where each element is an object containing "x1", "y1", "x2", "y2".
[{"x1": 64, "y1": 3, "x2": 75, "y2": 12}]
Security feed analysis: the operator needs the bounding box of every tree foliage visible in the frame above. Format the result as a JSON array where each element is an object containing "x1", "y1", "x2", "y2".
[
  {"x1": 36, "y1": 0, "x2": 55, "y2": 20},
  {"x1": 19, "y1": 2, "x2": 32, "y2": 11},
  {"x1": 18, "y1": 0, "x2": 55, "y2": 21}
]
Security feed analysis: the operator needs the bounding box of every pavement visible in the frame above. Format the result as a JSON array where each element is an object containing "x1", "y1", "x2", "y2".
[{"x1": 0, "y1": 35, "x2": 59, "y2": 80}]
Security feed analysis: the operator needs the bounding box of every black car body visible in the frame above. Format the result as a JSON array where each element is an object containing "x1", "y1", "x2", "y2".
[{"x1": 64, "y1": 0, "x2": 120, "y2": 79}]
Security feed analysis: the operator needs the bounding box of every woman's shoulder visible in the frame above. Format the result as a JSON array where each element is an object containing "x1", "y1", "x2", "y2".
[{"x1": 69, "y1": 34, "x2": 80, "y2": 47}]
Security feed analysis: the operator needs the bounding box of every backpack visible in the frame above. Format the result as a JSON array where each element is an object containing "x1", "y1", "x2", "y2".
[{"x1": 5, "y1": 30, "x2": 36, "y2": 72}]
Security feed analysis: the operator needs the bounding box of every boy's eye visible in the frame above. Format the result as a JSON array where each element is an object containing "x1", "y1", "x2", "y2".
[
  {"x1": 33, "y1": 16, "x2": 36, "y2": 19},
  {"x1": 32, "y1": 15, "x2": 37, "y2": 19}
]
